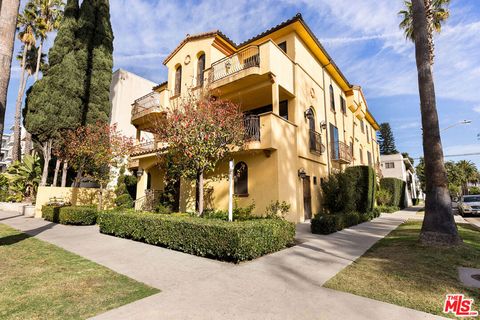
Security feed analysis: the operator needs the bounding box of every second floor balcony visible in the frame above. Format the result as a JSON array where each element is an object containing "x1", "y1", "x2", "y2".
[
  {"x1": 131, "y1": 92, "x2": 165, "y2": 130},
  {"x1": 131, "y1": 140, "x2": 166, "y2": 157},
  {"x1": 331, "y1": 141, "x2": 352, "y2": 164}
]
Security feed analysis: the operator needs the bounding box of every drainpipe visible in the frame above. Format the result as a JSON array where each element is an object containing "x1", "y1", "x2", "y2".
[{"x1": 322, "y1": 65, "x2": 331, "y2": 175}]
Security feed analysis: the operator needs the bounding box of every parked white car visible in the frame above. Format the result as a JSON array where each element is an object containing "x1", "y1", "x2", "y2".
[{"x1": 458, "y1": 195, "x2": 480, "y2": 216}]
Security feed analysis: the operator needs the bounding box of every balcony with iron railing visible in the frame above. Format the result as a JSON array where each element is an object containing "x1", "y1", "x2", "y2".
[
  {"x1": 309, "y1": 130, "x2": 325, "y2": 155},
  {"x1": 130, "y1": 140, "x2": 166, "y2": 157},
  {"x1": 331, "y1": 141, "x2": 352, "y2": 164},
  {"x1": 210, "y1": 46, "x2": 260, "y2": 83},
  {"x1": 208, "y1": 41, "x2": 295, "y2": 95},
  {"x1": 131, "y1": 92, "x2": 165, "y2": 130}
]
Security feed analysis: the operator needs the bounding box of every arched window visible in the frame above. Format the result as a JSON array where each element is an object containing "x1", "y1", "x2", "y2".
[
  {"x1": 174, "y1": 65, "x2": 182, "y2": 96},
  {"x1": 329, "y1": 85, "x2": 335, "y2": 111},
  {"x1": 234, "y1": 162, "x2": 248, "y2": 196},
  {"x1": 305, "y1": 108, "x2": 316, "y2": 152},
  {"x1": 197, "y1": 53, "x2": 206, "y2": 87}
]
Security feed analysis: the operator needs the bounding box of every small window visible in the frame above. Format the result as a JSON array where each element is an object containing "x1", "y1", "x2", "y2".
[
  {"x1": 279, "y1": 100, "x2": 288, "y2": 120},
  {"x1": 385, "y1": 162, "x2": 395, "y2": 169},
  {"x1": 278, "y1": 41, "x2": 287, "y2": 53},
  {"x1": 174, "y1": 65, "x2": 182, "y2": 96},
  {"x1": 359, "y1": 148, "x2": 364, "y2": 164},
  {"x1": 197, "y1": 54, "x2": 205, "y2": 87},
  {"x1": 330, "y1": 123, "x2": 339, "y2": 160},
  {"x1": 313, "y1": 177, "x2": 317, "y2": 185},
  {"x1": 234, "y1": 162, "x2": 248, "y2": 196},
  {"x1": 360, "y1": 120, "x2": 365, "y2": 134},
  {"x1": 340, "y1": 96, "x2": 346, "y2": 113},
  {"x1": 366, "y1": 125, "x2": 370, "y2": 141},
  {"x1": 329, "y1": 85, "x2": 335, "y2": 111},
  {"x1": 367, "y1": 151, "x2": 372, "y2": 166}
]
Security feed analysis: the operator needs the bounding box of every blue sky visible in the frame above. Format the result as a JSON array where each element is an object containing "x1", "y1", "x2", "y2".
[{"x1": 6, "y1": 0, "x2": 480, "y2": 167}]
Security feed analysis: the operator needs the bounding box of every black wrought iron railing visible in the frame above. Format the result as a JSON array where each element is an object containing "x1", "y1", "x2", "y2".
[
  {"x1": 309, "y1": 130, "x2": 325, "y2": 154},
  {"x1": 331, "y1": 141, "x2": 352, "y2": 163},
  {"x1": 244, "y1": 115, "x2": 260, "y2": 142},
  {"x1": 210, "y1": 46, "x2": 260, "y2": 82}
]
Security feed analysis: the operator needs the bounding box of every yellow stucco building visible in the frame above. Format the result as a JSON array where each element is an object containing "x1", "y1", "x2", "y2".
[{"x1": 129, "y1": 14, "x2": 381, "y2": 222}]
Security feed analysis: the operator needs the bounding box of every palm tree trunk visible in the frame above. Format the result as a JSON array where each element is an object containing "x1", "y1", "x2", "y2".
[
  {"x1": 24, "y1": 132, "x2": 32, "y2": 155},
  {"x1": 12, "y1": 45, "x2": 29, "y2": 162},
  {"x1": 412, "y1": 0, "x2": 461, "y2": 246},
  {"x1": 34, "y1": 39, "x2": 43, "y2": 81},
  {"x1": 40, "y1": 139, "x2": 52, "y2": 186},
  {"x1": 52, "y1": 158, "x2": 61, "y2": 186},
  {"x1": 0, "y1": 0, "x2": 20, "y2": 144},
  {"x1": 61, "y1": 160, "x2": 68, "y2": 187}
]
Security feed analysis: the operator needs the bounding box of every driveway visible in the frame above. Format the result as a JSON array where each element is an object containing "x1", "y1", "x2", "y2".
[{"x1": 0, "y1": 209, "x2": 443, "y2": 320}]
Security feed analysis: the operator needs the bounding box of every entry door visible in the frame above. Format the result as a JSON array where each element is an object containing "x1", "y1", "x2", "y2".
[{"x1": 303, "y1": 176, "x2": 312, "y2": 220}]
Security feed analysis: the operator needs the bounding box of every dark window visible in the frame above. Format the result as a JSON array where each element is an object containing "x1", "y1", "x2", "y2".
[
  {"x1": 234, "y1": 162, "x2": 248, "y2": 196},
  {"x1": 147, "y1": 172, "x2": 152, "y2": 190},
  {"x1": 367, "y1": 151, "x2": 372, "y2": 166},
  {"x1": 306, "y1": 108, "x2": 317, "y2": 152},
  {"x1": 329, "y1": 85, "x2": 335, "y2": 111},
  {"x1": 385, "y1": 162, "x2": 395, "y2": 169},
  {"x1": 330, "y1": 123, "x2": 339, "y2": 159},
  {"x1": 360, "y1": 120, "x2": 365, "y2": 133},
  {"x1": 313, "y1": 176, "x2": 317, "y2": 185},
  {"x1": 197, "y1": 54, "x2": 205, "y2": 87},
  {"x1": 278, "y1": 41, "x2": 287, "y2": 53},
  {"x1": 366, "y1": 125, "x2": 370, "y2": 141},
  {"x1": 279, "y1": 100, "x2": 288, "y2": 120},
  {"x1": 340, "y1": 96, "x2": 346, "y2": 113},
  {"x1": 174, "y1": 65, "x2": 182, "y2": 96}
]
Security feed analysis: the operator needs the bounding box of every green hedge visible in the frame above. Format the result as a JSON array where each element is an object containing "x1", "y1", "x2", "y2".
[
  {"x1": 42, "y1": 206, "x2": 97, "y2": 225},
  {"x1": 97, "y1": 211, "x2": 295, "y2": 262},
  {"x1": 345, "y1": 166, "x2": 376, "y2": 213},
  {"x1": 380, "y1": 178, "x2": 406, "y2": 208},
  {"x1": 321, "y1": 165, "x2": 377, "y2": 215},
  {"x1": 376, "y1": 205, "x2": 400, "y2": 213},
  {"x1": 311, "y1": 209, "x2": 381, "y2": 235}
]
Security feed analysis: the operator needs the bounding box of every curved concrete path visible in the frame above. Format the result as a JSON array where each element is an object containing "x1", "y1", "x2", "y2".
[{"x1": 0, "y1": 208, "x2": 444, "y2": 320}]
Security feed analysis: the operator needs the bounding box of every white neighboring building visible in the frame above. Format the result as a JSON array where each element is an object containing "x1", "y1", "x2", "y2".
[
  {"x1": 109, "y1": 69, "x2": 156, "y2": 140},
  {"x1": 108, "y1": 69, "x2": 156, "y2": 187},
  {"x1": 0, "y1": 126, "x2": 27, "y2": 172},
  {"x1": 380, "y1": 153, "x2": 421, "y2": 207}
]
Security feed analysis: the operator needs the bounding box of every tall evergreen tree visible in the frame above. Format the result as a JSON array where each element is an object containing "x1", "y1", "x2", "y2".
[
  {"x1": 24, "y1": 0, "x2": 83, "y2": 186},
  {"x1": 76, "y1": 0, "x2": 113, "y2": 125},
  {"x1": 378, "y1": 122, "x2": 398, "y2": 155}
]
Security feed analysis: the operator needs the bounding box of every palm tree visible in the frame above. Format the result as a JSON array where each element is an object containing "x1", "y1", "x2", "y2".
[
  {"x1": 0, "y1": 0, "x2": 21, "y2": 145},
  {"x1": 399, "y1": 0, "x2": 450, "y2": 65},
  {"x1": 409, "y1": 0, "x2": 461, "y2": 246},
  {"x1": 12, "y1": 5, "x2": 38, "y2": 162},
  {"x1": 31, "y1": 0, "x2": 63, "y2": 81},
  {"x1": 456, "y1": 160, "x2": 478, "y2": 194}
]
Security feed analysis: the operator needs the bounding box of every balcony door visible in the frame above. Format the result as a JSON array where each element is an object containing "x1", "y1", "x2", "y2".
[
  {"x1": 330, "y1": 123, "x2": 339, "y2": 159},
  {"x1": 303, "y1": 176, "x2": 312, "y2": 220}
]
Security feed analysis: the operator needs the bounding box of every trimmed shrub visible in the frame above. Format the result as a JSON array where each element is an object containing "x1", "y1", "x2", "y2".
[
  {"x1": 115, "y1": 194, "x2": 133, "y2": 209},
  {"x1": 155, "y1": 203, "x2": 172, "y2": 215},
  {"x1": 97, "y1": 211, "x2": 295, "y2": 262},
  {"x1": 43, "y1": 205, "x2": 97, "y2": 225},
  {"x1": 380, "y1": 178, "x2": 406, "y2": 208},
  {"x1": 376, "y1": 188, "x2": 392, "y2": 206},
  {"x1": 321, "y1": 171, "x2": 356, "y2": 214},
  {"x1": 412, "y1": 198, "x2": 420, "y2": 205},
  {"x1": 345, "y1": 166, "x2": 376, "y2": 213},
  {"x1": 42, "y1": 205, "x2": 63, "y2": 222},
  {"x1": 311, "y1": 211, "x2": 366, "y2": 235}
]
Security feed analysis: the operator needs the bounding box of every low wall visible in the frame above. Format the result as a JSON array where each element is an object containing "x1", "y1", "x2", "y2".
[
  {"x1": 35, "y1": 187, "x2": 115, "y2": 218},
  {"x1": 0, "y1": 202, "x2": 31, "y2": 214}
]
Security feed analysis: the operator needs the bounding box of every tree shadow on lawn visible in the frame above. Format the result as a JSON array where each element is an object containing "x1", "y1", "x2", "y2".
[{"x1": 0, "y1": 222, "x2": 55, "y2": 246}]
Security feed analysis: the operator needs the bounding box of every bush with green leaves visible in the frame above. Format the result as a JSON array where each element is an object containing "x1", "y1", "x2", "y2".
[
  {"x1": 42, "y1": 205, "x2": 97, "y2": 225},
  {"x1": 345, "y1": 166, "x2": 376, "y2": 213},
  {"x1": 321, "y1": 171, "x2": 356, "y2": 214},
  {"x1": 380, "y1": 178, "x2": 406, "y2": 208},
  {"x1": 469, "y1": 186, "x2": 480, "y2": 195},
  {"x1": 115, "y1": 194, "x2": 133, "y2": 209},
  {"x1": 155, "y1": 203, "x2": 173, "y2": 215},
  {"x1": 4, "y1": 155, "x2": 41, "y2": 202},
  {"x1": 97, "y1": 211, "x2": 295, "y2": 262},
  {"x1": 311, "y1": 209, "x2": 380, "y2": 235},
  {"x1": 376, "y1": 188, "x2": 392, "y2": 206},
  {"x1": 265, "y1": 200, "x2": 290, "y2": 219}
]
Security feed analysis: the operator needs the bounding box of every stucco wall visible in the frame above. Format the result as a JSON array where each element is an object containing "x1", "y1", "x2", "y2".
[{"x1": 35, "y1": 187, "x2": 115, "y2": 218}]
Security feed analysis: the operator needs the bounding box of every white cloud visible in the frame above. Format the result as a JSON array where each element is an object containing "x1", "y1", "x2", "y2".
[{"x1": 474, "y1": 106, "x2": 480, "y2": 114}]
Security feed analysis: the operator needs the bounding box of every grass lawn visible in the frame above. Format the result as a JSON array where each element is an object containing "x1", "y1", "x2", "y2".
[
  {"x1": 0, "y1": 224, "x2": 159, "y2": 320},
  {"x1": 324, "y1": 221, "x2": 480, "y2": 318}
]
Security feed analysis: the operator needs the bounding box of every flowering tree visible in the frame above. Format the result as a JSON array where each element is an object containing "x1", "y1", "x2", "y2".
[
  {"x1": 154, "y1": 88, "x2": 245, "y2": 215},
  {"x1": 64, "y1": 123, "x2": 133, "y2": 210}
]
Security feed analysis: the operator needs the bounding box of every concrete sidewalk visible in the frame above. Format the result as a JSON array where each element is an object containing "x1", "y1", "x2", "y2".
[{"x1": 0, "y1": 209, "x2": 443, "y2": 320}]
